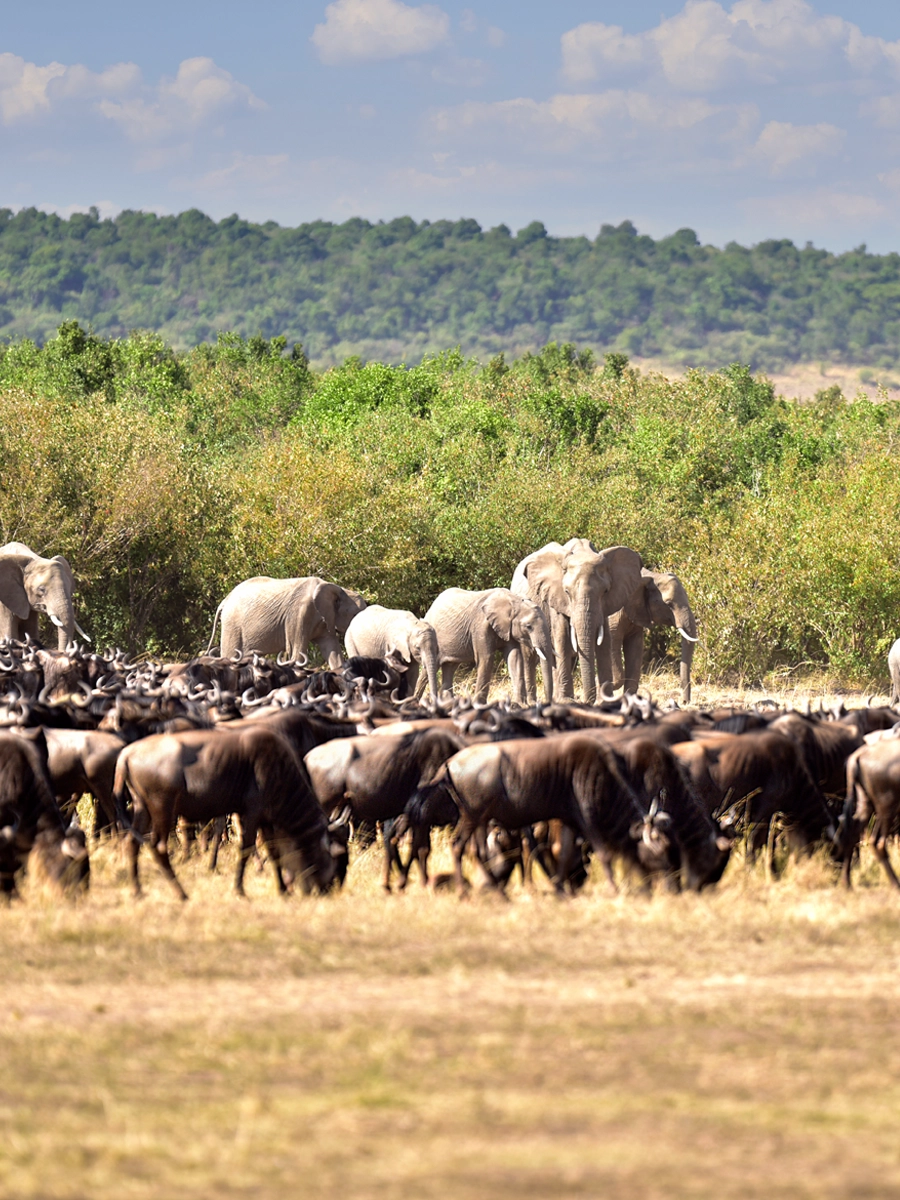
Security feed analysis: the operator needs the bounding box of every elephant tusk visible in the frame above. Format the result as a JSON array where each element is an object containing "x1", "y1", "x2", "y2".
[
  {"x1": 676, "y1": 626, "x2": 699, "y2": 643},
  {"x1": 596, "y1": 622, "x2": 604, "y2": 647},
  {"x1": 570, "y1": 624, "x2": 578, "y2": 655},
  {"x1": 48, "y1": 613, "x2": 65, "y2": 629},
  {"x1": 74, "y1": 620, "x2": 92, "y2": 643},
  {"x1": 535, "y1": 647, "x2": 546, "y2": 662}
]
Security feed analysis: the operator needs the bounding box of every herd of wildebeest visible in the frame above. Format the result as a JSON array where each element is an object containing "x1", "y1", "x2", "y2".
[{"x1": 3, "y1": 537, "x2": 900, "y2": 903}]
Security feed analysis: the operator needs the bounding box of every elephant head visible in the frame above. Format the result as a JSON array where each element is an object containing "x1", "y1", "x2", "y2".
[
  {"x1": 313, "y1": 582, "x2": 368, "y2": 669},
  {"x1": 0, "y1": 545, "x2": 83, "y2": 651},
  {"x1": 398, "y1": 618, "x2": 441, "y2": 705},
  {"x1": 480, "y1": 591, "x2": 555, "y2": 702},
  {"x1": 624, "y1": 569, "x2": 698, "y2": 703}
]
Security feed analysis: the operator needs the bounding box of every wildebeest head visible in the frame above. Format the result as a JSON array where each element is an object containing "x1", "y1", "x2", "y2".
[{"x1": 630, "y1": 797, "x2": 680, "y2": 878}]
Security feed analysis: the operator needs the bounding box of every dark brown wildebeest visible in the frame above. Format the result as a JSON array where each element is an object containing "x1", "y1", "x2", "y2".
[
  {"x1": 672, "y1": 730, "x2": 835, "y2": 871},
  {"x1": 304, "y1": 727, "x2": 465, "y2": 890},
  {"x1": 838, "y1": 739, "x2": 900, "y2": 888},
  {"x1": 600, "y1": 734, "x2": 733, "y2": 890},
  {"x1": 769, "y1": 711, "x2": 862, "y2": 804},
  {"x1": 0, "y1": 728, "x2": 88, "y2": 896},
  {"x1": 442, "y1": 735, "x2": 678, "y2": 896},
  {"x1": 114, "y1": 723, "x2": 348, "y2": 900}
]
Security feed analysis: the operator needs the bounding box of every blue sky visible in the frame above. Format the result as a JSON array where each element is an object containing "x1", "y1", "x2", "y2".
[{"x1": 4, "y1": 0, "x2": 900, "y2": 249}]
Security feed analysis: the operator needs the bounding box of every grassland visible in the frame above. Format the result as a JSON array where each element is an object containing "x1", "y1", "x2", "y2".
[{"x1": 3, "y1": 805, "x2": 900, "y2": 1200}]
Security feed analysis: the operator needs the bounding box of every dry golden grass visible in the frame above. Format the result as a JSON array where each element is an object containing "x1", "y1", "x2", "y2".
[{"x1": 3, "y1": 817, "x2": 900, "y2": 1200}]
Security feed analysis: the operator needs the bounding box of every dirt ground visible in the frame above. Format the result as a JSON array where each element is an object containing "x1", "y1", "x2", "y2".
[{"x1": 633, "y1": 357, "x2": 900, "y2": 403}]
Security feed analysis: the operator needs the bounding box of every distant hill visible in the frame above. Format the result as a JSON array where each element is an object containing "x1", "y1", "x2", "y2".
[{"x1": 2, "y1": 206, "x2": 899, "y2": 370}]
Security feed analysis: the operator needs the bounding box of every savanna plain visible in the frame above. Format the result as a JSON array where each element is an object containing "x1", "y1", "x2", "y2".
[{"x1": 4, "y1": 681, "x2": 900, "y2": 1200}]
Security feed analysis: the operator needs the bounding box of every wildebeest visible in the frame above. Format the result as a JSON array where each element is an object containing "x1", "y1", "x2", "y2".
[
  {"x1": 838, "y1": 739, "x2": 900, "y2": 888},
  {"x1": 442, "y1": 735, "x2": 678, "y2": 895},
  {"x1": 304, "y1": 727, "x2": 464, "y2": 890},
  {"x1": 0, "y1": 729, "x2": 87, "y2": 896},
  {"x1": 672, "y1": 730, "x2": 835, "y2": 870},
  {"x1": 114, "y1": 723, "x2": 348, "y2": 900}
]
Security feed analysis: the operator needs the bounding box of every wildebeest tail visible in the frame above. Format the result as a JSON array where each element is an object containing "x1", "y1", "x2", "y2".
[{"x1": 112, "y1": 754, "x2": 145, "y2": 843}]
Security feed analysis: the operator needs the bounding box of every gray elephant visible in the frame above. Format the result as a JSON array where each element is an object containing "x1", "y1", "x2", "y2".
[
  {"x1": 420, "y1": 587, "x2": 555, "y2": 705},
  {"x1": 207, "y1": 576, "x2": 366, "y2": 668},
  {"x1": 512, "y1": 539, "x2": 644, "y2": 703},
  {"x1": 344, "y1": 605, "x2": 441, "y2": 703},
  {"x1": 0, "y1": 542, "x2": 89, "y2": 650},
  {"x1": 609, "y1": 569, "x2": 699, "y2": 704},
  {"x1": 889, "y1": 637, "x2": 900, "y2": 705}
]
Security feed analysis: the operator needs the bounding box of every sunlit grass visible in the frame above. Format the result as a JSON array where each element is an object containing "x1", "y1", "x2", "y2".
[{"x1": 3, "y1": 818, "x2": 900, "y2": 1199}]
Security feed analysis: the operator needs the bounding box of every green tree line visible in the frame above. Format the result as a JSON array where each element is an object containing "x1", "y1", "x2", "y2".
[
  {"x1": 3, "y1": 208, "x2": 900, "y2": 371},
  {"x1": 0, "y1": 322, "x2": 897, "y2": 686}
]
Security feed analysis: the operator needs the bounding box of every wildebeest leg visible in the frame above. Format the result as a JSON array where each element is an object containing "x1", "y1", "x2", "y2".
[
  {"x1": 259, "y1": 825, "x2": 287, "y2": 895},
  {"x1": 149, "y1": 822, "x2": 189, "y2": 902},
  {"x1": 873, "y1": 824, "x2": 900, "y2": 889},
  {"x1": 178, "y1": 818, "x2": 197, "y2": 863},
  {"x1": 208, "y1": 815, "x2": 228, "y2": 872},
  {"x1": 234, "y1": 816, "x2": 261, "y2": 897},
  {"x1": 591, "y1": 841, "x2": 618, "y2": 895},
  {"x1": 451, "y1": 817, "x2": 475, "y2": 896},
  {"x1": 550, "y1": 824, "x2": 576, "y2": 896},
  {"x1": 126, "y1": 807, "x2": 151, "y2": 898},
  {"x1": 382, "y1": 817, "x2": 402, "y2": 892}
]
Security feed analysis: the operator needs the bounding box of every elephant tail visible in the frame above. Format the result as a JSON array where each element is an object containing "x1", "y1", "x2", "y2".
[{"x1": 205, "y1": 603, "x2": 223, "y2": 656}]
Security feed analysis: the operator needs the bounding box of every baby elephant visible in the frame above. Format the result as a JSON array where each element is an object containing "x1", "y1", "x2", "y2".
[{"x1": 345, "y1": 605, "x2": 441, "y2": 703}]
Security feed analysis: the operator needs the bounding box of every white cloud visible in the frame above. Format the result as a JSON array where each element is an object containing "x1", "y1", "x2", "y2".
[
  {"x1": 432, "y1": 90, "x2": 723, "y2": 156},
  {"x1": 746, "y1": 185, "x2": 886, "y2": 227},
  {"x1": 0, "y1": 53, "x2": 66, "y2": 123},
  {"x1": 561, "y1": 1, "x2": 900, "y2": 93},
  {"x1": 0, "y1": 52, "x2": 262, "y2": 148},
  {"x1": 460, "y1": 8, "x2": 477, "y2": 34},
  {"x1": 97, "y1": 57, "x2": 264, "y2": 142},
  {"x1": 752, "y1": 120, "x2": 844, "y2": 174},
  {"x1": 312, "y1": 0, "x2": 450, "y2": 64},
  {"x1": 486, "y1": 26, "x2": 506, "y2": 49}
]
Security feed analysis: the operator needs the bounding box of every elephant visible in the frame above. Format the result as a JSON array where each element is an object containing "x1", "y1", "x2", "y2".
[
  {"x1": 207, "y1": 576, "x2": 367, "y2": 668},
  {"x1": 344, "y1": 605, "x2": 441, "y2": 704},
  {"x1": 419, "y1": 587, "x2": 555, "y2": 705},
  {"x1": 511, "y1": 539, "x2": 644, "y2": 703},
  {"x1": 889, "y1": 637, "x2": 900, "y2": 706},
  {"x1": 609, "y1": 569, "x2": 699, "y2": 704},
  {"x1": 0, "y1": 542, "x2": 89, "y2": 651}
]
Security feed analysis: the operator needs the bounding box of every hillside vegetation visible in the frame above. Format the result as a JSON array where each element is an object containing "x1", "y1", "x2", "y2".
[
  {"x1": 0, "y1": 322, "x2": 897, "y2": 684},
  {"x1": 3, "y1": 207, "x2": 900, "y2": 370}
]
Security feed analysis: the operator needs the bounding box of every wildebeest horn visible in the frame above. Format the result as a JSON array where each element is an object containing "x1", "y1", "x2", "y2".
[
  {"x1": 231, "y1": 649, "x2": 244, "y2": 663},
  {"x1": 647, "y1": 795, "x2": 660, "y2": 821},
  {"x1": 276, "y1": 651, "x2": 291, "y2": 666},
  {"x1": 599, "y1": 681, "x2": 616, "y2": 702},
  {"x1": 70, "y1": 681, "x2": 93, "y2": 707},
  {"x1": 38, "y1": 683, "x2": 53, "y2": 705},
  {"x1": 0, "y1": 816, "x2": 20, "y2": 842}
]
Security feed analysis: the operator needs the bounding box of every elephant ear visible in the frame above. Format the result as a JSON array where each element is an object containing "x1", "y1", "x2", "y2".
[
  {"x1": 387, "y1": 629, "x2": 413, "y2": 663},
  {"x1": 335, "y1": 588, "x2": 366, "y2": 634},
  {"x1": 594, "y1": 546, "x2": 644, "y2": 615},
  {"x1": 623, "y1": 578, "x2": 655, "y2": 628},
  {"x1": 524, "y1": 550, "x2": 569, "y2": 616},
  {"x1": 481, "y1": 591, "x2": 516, "y2": 642},
  {"x1": 0, "y1": 560, "x2": 30, "y2": 620}
]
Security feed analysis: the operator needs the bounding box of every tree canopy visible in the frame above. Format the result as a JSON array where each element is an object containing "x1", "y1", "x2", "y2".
[{"x1": 2, "y1": 207, "x2": 900, "y2": 370}]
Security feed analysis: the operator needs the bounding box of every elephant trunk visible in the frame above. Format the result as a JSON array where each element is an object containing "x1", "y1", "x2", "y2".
[
  {"x1": 418, "y1": 642, "x2": 441, "y2": 706},
  {"x1": 674, "y1": 604, "x2": 697, "y2": 705},
  {"x1": 574, "y1": 613, "x2": 597, "y2": 704},
  {"x1": 46, "y1": 590, "x2": 75, "y2": 652}
]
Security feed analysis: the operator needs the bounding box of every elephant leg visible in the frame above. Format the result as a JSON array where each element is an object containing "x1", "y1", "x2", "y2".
[
  {"x1": 404, "y1": 661, "x2": 420, "y2": 699},
  {"x1": 441, "y1": 663, "x2": 456, "y2": 695},
  {"x1": 621, "y1": 628, "x2": 644, "y2": 696},
  {"x1": 551, "y1": 614, "x2": 574, "y2": 701},
  {"x1": 317, "y1": 635, "x2": 343, "y2": 671},
  {"x1": 473, "y1": 652, "x2": 495, "y2": 704},
  {"x1": 505, "y1": 645, "x2": 527, "y2": 706}
]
